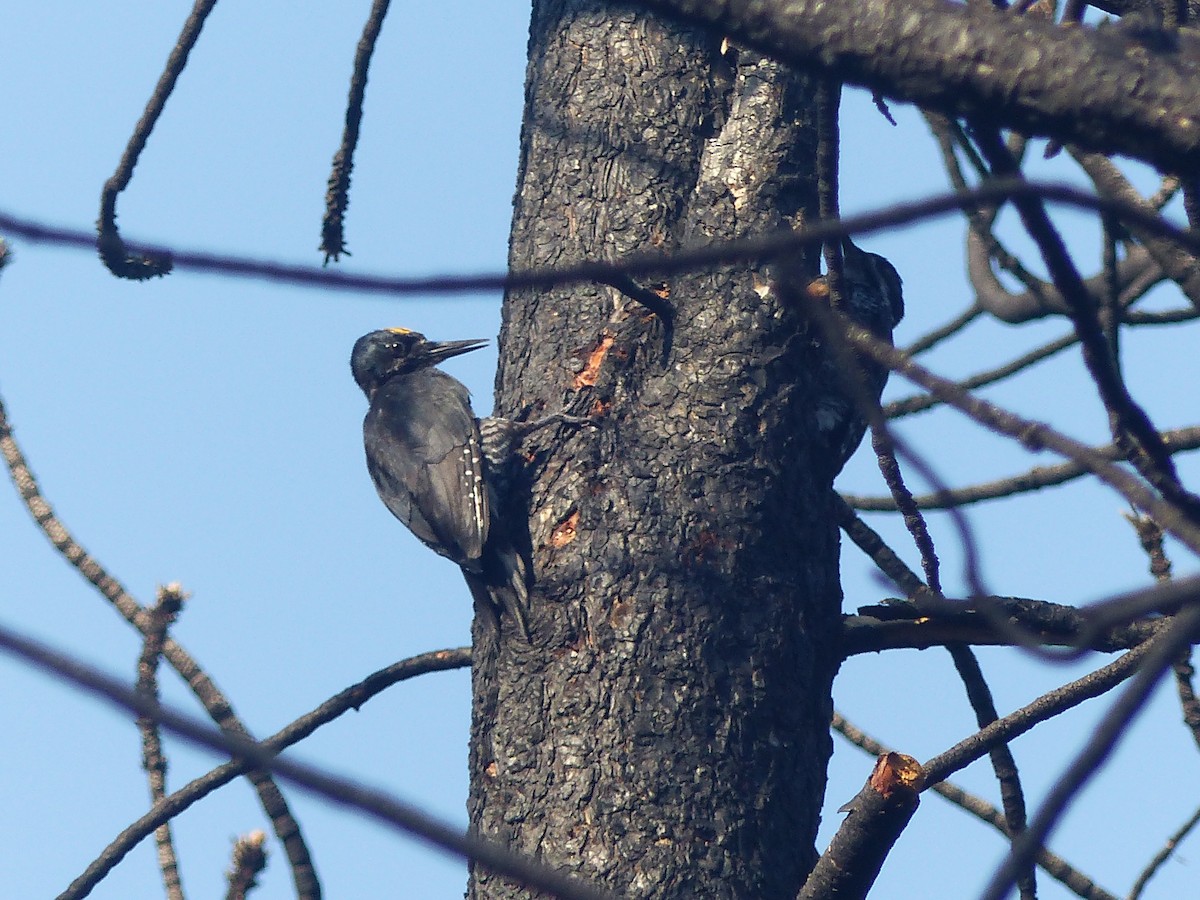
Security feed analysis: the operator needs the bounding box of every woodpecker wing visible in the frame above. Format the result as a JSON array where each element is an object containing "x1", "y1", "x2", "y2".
[
  {"x1": 363, "y1": 369, "x2": 489, "y2": 568},
  {"x1": 815, "y1": 241, "x2": 904, "y2": 477}
]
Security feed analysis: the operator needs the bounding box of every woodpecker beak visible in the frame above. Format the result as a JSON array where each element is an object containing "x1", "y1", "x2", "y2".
[
  {"x1": 419, "y1": 337, "x2": 488, "y2": 364},
  {"x1": 840, "y1": 236, "x2": 863, "y2": 260}
]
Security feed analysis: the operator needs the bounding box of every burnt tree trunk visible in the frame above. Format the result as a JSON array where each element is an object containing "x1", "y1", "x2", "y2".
[{"x1": 469, "y1": 5, "x2": 843, "y2": 898}]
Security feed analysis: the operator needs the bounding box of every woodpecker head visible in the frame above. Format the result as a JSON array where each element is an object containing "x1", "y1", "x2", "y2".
[
  {"x1": 838, "y1": 237, "x2": 905, "y2": 331},
  {"x1": 351, "y1": 328, "x2": 487, "y2": 397}
]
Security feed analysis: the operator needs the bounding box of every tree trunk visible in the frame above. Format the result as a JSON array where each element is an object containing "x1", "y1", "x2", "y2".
[{"x1": 469, "y1": 4, "x2": 842, "y2": 898}]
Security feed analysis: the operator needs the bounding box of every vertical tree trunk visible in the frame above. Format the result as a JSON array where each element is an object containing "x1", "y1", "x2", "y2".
[{"x1": 469, "y1": 4, "x2": 841, "y2": 898}]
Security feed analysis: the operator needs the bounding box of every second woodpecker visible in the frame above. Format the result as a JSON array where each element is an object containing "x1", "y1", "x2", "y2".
[{"x1": 808, "y1": 237, "x2": 905, "y2": 476}]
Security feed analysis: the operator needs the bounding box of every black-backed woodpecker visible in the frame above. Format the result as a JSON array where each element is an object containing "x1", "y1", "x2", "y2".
[
  {"x1": 351, "y1": 328, "x2": 579, "y2": 640},
  {"x1": 809, "y1": 238, "x2": 904, "y2": 475}
]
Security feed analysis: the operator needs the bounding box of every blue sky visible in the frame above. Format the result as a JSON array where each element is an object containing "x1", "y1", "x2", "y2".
[{"x1": 2, "y1": 4, "x2": 1198, "y2": 899}]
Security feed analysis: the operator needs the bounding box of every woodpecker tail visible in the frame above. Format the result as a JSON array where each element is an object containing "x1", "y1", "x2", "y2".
[{"x1": 464, "y1": 546, "x2": 532, "y2": 643}]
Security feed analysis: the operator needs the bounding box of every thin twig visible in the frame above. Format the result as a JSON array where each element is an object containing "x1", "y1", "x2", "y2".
[
  {"x1": 1070, "y1": 575, "x2": 1200, "y2": 646},
  {"x1": 97, "y1": 0, "x2": 220, "y2": 279},
  {"x1": 974, "y1": 128, "x2": 1200, "y2": 522},
  {"x1": 945, "y1": 645, "x2": 1036, "y2": 900},
  {"x1": 838, "y1": 327, "x2": 1200, "y2": 555},
  {"x1": 1074, "y1": 149, "x2": 1200, "y2": 308},
  {"x1": 885, "y1": 331, "x2": 1079, "y2": 419},
  {"x1": 902, "y1": 300, "x2": 982, "y2": 356},
  {"x1": 807, "y1": 300, "x2": 992, "y2": 600},
  {"x1": 2, "y1": 633, "x2": 612, "y2": 900},
  {"x1": 137, "y1": 585, "x2": 187, "y2": 900},
  {"x1": 980, "y1": 608, "x2": 1200, "y2": 900},
  {"x1": 1126, "y1": 512, "x2": 1200, "y2": 755},
  {"x1": 923, "y1": 632, "x2": 1162, "y2": 786},
  {"x1": 871, "y1": 428, "x2": 941, "y2": 592},
  {"x1": 6, "y1": 179, "x2": 1200, "y2": 299},
  {"x1": 1127, "y1": 804, "x2": 1200, "y2": 900},
  {"x1": 225, "y1": 831, "x2": 268, "y2": 900},
  {"x1": 969, "y1": 237, "x2": 1165, "y2": 325},
  {"x1": 62, "y1": 647, "x2": 470, "y2": 900},
  {"x1": 0, "y1": 396, "x2": 321, "y2": 899},
  {"x1": 1123, "y1": 306, "x2": 1200, "y2": 325},
  {"x1": 925, "y1": 112, "x2": 1052, "y2": 304},
  {"x1": 321, "y1": 0, "x2": 393, "y2": 263},
  {"x1": 832, "y1": 494, "x2": 925, "y2": 597},
  {"x1": 1125, "y1": 511, "x2": 1173, "y2": 584},
  {"x1": 843, "y1": 426, "x2": 1200, "y2": 511},
  {"x1": 1171, "y1": 655, "x2": 1200, "y2": 752},
  {"x1": 1101, "y1": 214, "x2": 1121, "y2": 368}
]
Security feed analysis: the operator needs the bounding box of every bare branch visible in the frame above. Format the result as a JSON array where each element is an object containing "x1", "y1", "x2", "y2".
[
  {"x1": 980, "y1": 608, "x2": 1200, "y2": 900},
  {"x1": 847, "y1": 399, "x2": 1033, "y2": 879},
  {"x1": 1122, "y1": 513, "x2": 1200, "y2": 759},
  {"x1": 842, "y1": 596, "x2": 1160, "y2": 656},
  {"x1": 832, "y1": 494, "x2": 925, "y2": 598},
  {"x1": 972, "y1": 127, "x2": 1199, "y2": 519},
  {"x1": 637, "y1": 0, "x2": 1200, "y2": 173},
  {"x1": 97, "y1": 0, "x2": 220, "y2": 279},
  {"x1": 1171, "y1": 655, "x2": 1200, "y2": 752},
  {"x1": 0, "y1": 625, "x2": 612, "y2": 900},
  {"x1": 944, "y1": 644, "x2": 1036, "y2": 899},
  {"x1": 843, "y1": 426, "x2": 1200, "y2": 510},
  {"x1": 832, "y1": 713, "x2": 1119, "y2": 900},
  {"x1": 885, "y1": 330, "x2": 1079, "y2": 420},
  {"x1": 839, "y1": 327, "x2": 1200, "y2": 554},
  {"x1": 321, "y1": 0, "x2": 394, "y2": 263},
  {"x1": 0, "y1": 396, "x2": 320, "y2": 899},
  {"x1": 870, "y1": 428, "x2": 942, "y2": 592},
  {"x1": 901, "y1": 299, "x2": 981, "y2": 356},
  {"x1": 923, "y1": 631, "x2": 1163, "y2": 787},
  {"x1": 1074, "y1": 150, "x2": 1200, "y2": 308},
  {"x1": 1124, "y1": 306, "x2": 1200, "y2": 325},
  {"x1": 968, "y1": 234, "x2": 1164, "y2": 324},
  {"x1": 800, "y1": 752, "x2": 922, "y2": 900},
  {"x1": 63, "y1": 648, "x2": 470, "y2": 900},
  {"x1": 6, "y1": 180, "x2": 1200, "y2": 300},
  {"x1": 926, "y1": 112, "x2": 1058, "y2": 310},
  {"x1": 224, "y1": 831, "x2": 267, "y2": 900},
  {"x1": 1128, "y1": 804, "x2": 1200, "y2": 900},
  {"x1": 1071, "y1": 575, "x2": 1200, "y2": 643},
  {"x1": 1125, "y1": 511, "x2": 1174, "y2": 584},
  {"x1": 136, "y1": 585, "x2": 188, "y2": 900}
]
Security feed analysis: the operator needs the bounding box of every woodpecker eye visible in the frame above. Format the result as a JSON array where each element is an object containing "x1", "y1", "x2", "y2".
[{"x1": 391, "y1": 333, "x2": 420, "y2": 354}]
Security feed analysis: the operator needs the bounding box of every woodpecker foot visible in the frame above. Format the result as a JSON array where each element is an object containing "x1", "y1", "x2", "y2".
[{"x1": 513, "y1": 411, "x2": 597, "y2": 438}]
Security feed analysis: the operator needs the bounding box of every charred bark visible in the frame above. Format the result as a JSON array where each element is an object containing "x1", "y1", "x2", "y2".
[{"x1": 469, "y1": 5, "x2": 843, "y2": 899}]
